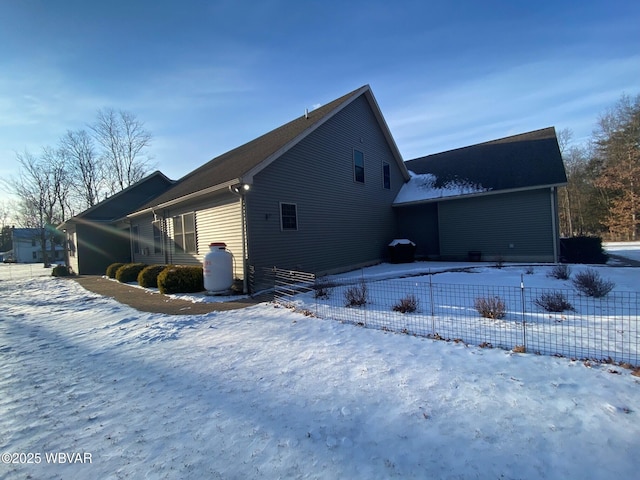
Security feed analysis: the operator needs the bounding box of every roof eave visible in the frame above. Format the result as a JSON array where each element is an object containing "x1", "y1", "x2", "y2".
[
  {"x1": 392, "y1": 183, "x2": 567, "y2": 207},
  {"x1": 242, "y1": 86, "x2": 370, "y2": 183},
  {"x1": 127, "y1": 178, "x2": 241, "y2": 217},
  {"x1": 363, "y1": 88, "x2": 410, "y2": 181}
]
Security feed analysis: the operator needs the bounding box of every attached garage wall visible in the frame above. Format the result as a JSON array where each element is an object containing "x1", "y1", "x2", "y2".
[
  {"x1": 76, "y1": 223, "x2": 131, "y2": 274},
  {"x1": 395, "y1": 203, "x2": 440, "y2": 259},
  {"x1": 438, "y1": 189, "x2": 557, "y2": 262}
]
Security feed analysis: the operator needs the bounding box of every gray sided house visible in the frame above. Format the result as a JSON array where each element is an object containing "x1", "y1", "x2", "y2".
[
  {"x1": 59, "y1": 172, "x2": 174, "y2": 275},
  {"x1": 127, "y1": 85, "x2": 410, "y2": 291},
  {"x1": 394, "y1": 127, "x2": 567, "y2": 262}
]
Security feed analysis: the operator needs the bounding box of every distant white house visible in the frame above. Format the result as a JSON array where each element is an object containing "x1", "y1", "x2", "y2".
[{"x1": 10, "y1": 228, "x2": 65, "y2": 264}]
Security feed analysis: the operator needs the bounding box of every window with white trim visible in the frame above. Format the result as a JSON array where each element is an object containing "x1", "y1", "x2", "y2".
[
  {"x1": 173, "y1": 213, "x2": 196, "y2": 253},
  {"x1": 280, "y1": 203, "x2": 298, "y2": 231}
]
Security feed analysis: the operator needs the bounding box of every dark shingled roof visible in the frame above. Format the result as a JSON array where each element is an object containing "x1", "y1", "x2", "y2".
[
  {"x1": 59, "y1": 171, "x2": 174, "y2": 228},
  {"x1": 132, "y1": 84, "x2": 404, "y2": 213},
  {"x1": 404, "y1": 127, "x2": 567, "y2": 195}
]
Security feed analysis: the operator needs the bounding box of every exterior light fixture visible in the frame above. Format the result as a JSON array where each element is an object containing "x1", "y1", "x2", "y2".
[{"x1": 229, "y1": 183, "x2": 250, "y2": 195}]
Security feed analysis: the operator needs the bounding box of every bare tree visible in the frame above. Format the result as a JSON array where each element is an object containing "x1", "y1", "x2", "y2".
[
  {"x1": 60, "y1": 129, "x2": 104, "y2": 209},
  {"x1": 557, "y1": 128, "x2": 574, "y2": 236},
  {"x1": 9, "y1": 149, "x2": 68, "y2": 265},
  {"x1": 0, "y1": 200, "x2": 10, "y2": 229},
  {"x1": 0, "y1": 201, "x2": 11, "y2": 252},
  {"x1": 91, "y1": 108, "x2": 153, "y2": 194},
  {"x1": 559, "y1": 145, "x2": 607, "y2": 236},
  {"x1": 556, "y1": 127, "x2": 573, "y2": 155}
]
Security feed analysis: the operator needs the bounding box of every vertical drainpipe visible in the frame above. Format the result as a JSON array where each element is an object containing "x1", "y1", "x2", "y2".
[
  {"x1": 163, "y1": 210, "x2": 169, "y2": 265},
  {"x1": 229, "y1": 183, "x2": 250, "y2": 294},
  {"x1": 241, "y1": 194, "x2": 248, "y2": 295}
]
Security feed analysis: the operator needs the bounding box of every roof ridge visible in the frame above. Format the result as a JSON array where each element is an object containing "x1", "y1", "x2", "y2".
[{"x1": 408, "y1": 126, "x2": 557, "y2": 162}]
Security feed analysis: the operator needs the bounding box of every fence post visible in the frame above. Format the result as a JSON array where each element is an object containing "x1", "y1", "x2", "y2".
[
  {"x1": 429, "y1": 272, "x2": 435, "y2": 333},
  {"x1": 520, "y1": 274, "x2": 527, "y2": 352},
  {"x1": 361, "y1": 269, "x2": 367, "y2": 327}
]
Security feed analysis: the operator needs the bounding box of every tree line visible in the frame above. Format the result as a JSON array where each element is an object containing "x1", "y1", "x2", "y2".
[
  {"x1": 1, "y1": 109, "x2": 153, "y2": 264},
  {"x1": 558, "y1": 93, "x2": 640, "y2": 242}
]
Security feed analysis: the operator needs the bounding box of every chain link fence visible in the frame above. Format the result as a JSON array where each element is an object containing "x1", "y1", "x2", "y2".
[{"x1": 269, "y1": 267, "x2": 640, "y2": 366}]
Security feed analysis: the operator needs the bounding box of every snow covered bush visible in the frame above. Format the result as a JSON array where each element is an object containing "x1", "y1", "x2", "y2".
[
  {"x1": 474, "y1": 296, "x2": 507, "y2": 319},
  {"x1": 534, "y1": 291, "x2": 574, "y2": 312},
  {"x1": 392, "y1": 294, "x2": 419, "y2": 313},
  {"x1": 157, "y1": 265, "x2": 204, "y2": 294},
  {"x1": 548, "y1": 264, "x2": 572, "y2": 280},
  {"x1": 115, "y1": 263, "x2": 147, "y2": 284},
  {"x1": 106, "y1": 262, "x2": 126, "y2": 278},
  {"x1": 344, "y1": 280, "x2": 368, "y2": 307},
  {"x1": 137, "y1": 265, "x2": 167, "y2": 288},
  {"x1": 572, "y1": 268, "x2": 615, "y2": 298}
]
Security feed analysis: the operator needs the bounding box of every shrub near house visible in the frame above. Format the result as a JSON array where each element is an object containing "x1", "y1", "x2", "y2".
[
  {"x1": 137, "y1": 265, "x2": 167, "y2": 288},
  {"x1": 115, "y1": 263, "x2": 148, "y2": 283},
  {"x1": 106, "y1": 263, "x2": 126, "y2": 279},
  {"x1": 157, "y1": 265, "x2": 204, "y2": 294}
]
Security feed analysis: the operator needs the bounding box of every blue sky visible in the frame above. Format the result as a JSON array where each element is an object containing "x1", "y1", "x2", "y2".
[{"x1": 0, "y1": 0, "x2": 638, "y2": 208}]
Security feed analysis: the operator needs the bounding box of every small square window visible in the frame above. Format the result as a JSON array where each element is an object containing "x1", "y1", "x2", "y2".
[
  {"x1": 280, "y1": 203, "x2": 298, "y2": 231},
  {"x1": 353, "y1": 149, "x2": 365, "y2": 183}
]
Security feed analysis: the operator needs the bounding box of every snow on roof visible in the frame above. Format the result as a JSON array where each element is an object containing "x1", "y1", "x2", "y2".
[{"x1": 393, "y1": 171, "x2": 492, "y2": 205}]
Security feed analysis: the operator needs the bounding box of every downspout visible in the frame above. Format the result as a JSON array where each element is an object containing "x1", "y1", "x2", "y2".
[
  {"x1": 153, "y1": 208, "x2": 170, "y2": 265},
  {"x1": 229, "y1": 184, "x2": 250, "y2": 294},
  {"x1": 163, "y1": 210, "x2": 169, "y2": 265}
]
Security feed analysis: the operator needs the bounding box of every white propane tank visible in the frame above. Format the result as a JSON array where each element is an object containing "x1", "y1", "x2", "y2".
[{"x1": 203, "y1": 242, "x2": 233, "y2": 293}]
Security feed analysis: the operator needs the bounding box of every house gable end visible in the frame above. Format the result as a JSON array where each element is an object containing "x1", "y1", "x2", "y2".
[{"x1": 131, "y1": 85, "x2": 409, "y2": 215}]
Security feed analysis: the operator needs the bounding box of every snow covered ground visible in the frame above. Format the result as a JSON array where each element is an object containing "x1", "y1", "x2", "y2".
[
  {"x1": 604, "y1": 241, "x2": 640, "y2": 263},
  {"x1": 1, "y1": 247, "x2": 639, "y2": 479}
]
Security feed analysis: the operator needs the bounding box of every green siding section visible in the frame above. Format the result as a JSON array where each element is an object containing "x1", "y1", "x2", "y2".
[
  {"x1": 75, "y1": 223, "x2": 130, "y2": 275},
  {"x1": 246, "y1": 95, "x2": 404, "y2": 287},
  {"x1": 396, "y1": 203, "x2": 440, "y2": 258},
  {"x1": 438, "y1": 189, "x2": 555, "y2": 261}
]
